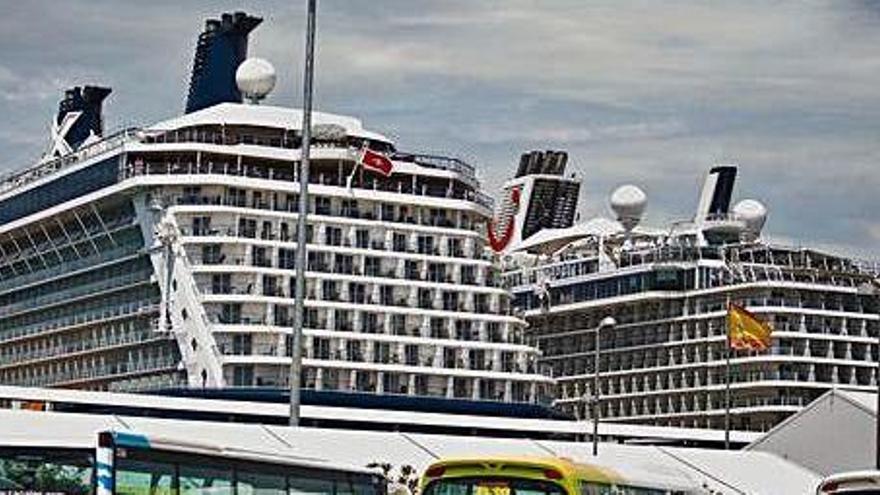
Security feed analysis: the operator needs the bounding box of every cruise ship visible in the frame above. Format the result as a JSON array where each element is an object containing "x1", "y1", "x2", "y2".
[
  {"x1": 0, "y1": 12, "x2": 552, "y2": 409},
  {"x1": 499, "y1": 162, "x2": 880, "y2": 431}
]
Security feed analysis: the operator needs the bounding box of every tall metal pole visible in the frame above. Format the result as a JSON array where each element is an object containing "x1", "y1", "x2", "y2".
[
  {"x1": 592, "y1": 323, "x2": 600, "y2": 456},
  {"x1": 871, "y1": 279, "x2": 880, "y2": 469},
  {"x1": 290, "y1": 0, "x2": 317, "y2": 427},
  {"x1": 593, "y1": 316, "x2": 615, "y2": 456},
  {"x1": 724, "y1": 297, "x2": 732, "y2": 450}
]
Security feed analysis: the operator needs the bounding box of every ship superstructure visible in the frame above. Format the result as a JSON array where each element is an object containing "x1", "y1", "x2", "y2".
[
  {"x1": 0, "y1": 12, "x2": 551, "y2": 407},
  {"x1": 501, "y1": 162, "x2": 880, "y2": 431}
]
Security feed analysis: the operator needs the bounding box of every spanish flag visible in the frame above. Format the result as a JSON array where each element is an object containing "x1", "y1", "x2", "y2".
[{"x1": 727, "y1": 303, "x2": 772, "y2": 351}]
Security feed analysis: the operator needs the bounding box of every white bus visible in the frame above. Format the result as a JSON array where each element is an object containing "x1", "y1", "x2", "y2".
[{"x1": 0, "y1": 430, "x2": 385, "y2": 495}]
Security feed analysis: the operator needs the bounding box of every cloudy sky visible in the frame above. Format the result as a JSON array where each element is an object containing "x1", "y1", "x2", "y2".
[{"x1": 1, "y1": 1, "x2": 878, "y2": 257}]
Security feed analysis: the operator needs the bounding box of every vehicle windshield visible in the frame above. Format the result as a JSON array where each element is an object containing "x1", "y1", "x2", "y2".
[
  {"x1": 581, "y1": 482, "x2": 672, "y2": 495},
  {"x1": 423, "y1": 477, "x2": 567, "y2": 495},
  {"x1": 822, "y1": 491, "x2": 880, "y2": 495}
]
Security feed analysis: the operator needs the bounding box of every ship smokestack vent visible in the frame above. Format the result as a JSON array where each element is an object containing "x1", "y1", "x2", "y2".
[
  {"x1": 515, "y1": 150, "x2": 568, "y2": 178},
  {"x1": 48, "y1": 85, "x2": 111, "y2": 158},
  {"x1": 185, "y1": 11, "x2": 262, "y2": 114},
  {"x1": 696, "y1": 165, "x2": 737, "y2": 221}
]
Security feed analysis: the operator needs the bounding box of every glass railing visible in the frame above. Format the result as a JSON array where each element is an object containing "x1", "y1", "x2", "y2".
[
  {"x1": 186, "y1": 237, "x2": 498, "y2": 294},
  {"x1": 123, "y1": 157, "x2": 492, "y2": 210},
  {"x1": 14, "y1": 355, "x2": 180, "y2": 388},
  {"x1": 171, "y1": 195, "x2": 484, "y2": 236},
  {"x1": 108, "y1": 372, "x2": 188, "y2": 393},
  {"x1": 224, "y1": 378, "x2": 546, "y2": 405},
  {"x1": 0, "y1": 240, "x2": 144, "y2": 294},
  {"x1": 0, "y1": 325, "x2": 165, "y2": 367},
  {"x1": 0, "y1": 127, "x2": 139, "y2": 196},
  {"x1": 0, "y1": 269, "x2": 153, "y2": 318},
  {"x1": 0, "y1": 301, "x2": 160, "y2": 343}
]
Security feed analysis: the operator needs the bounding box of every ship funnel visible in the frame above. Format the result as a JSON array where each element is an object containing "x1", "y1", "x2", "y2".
[
  {"x1": 185, "y1": 11, "x2": 262, "y2": 114},
  {"x1": 696, "y1": 165, "x2": 749, "y2": 245},
  {"x1": 46, "y1": 85, "x2": 111, "y2": 159},
  {"x1": 695, "y1": 165, "x2": 737, "y2": 223}
]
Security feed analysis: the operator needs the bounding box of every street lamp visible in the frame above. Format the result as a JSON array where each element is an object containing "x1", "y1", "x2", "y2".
[
  {"x1": 857, "y1": 278, "x2": 880, "y2": 469},
  {"x1": 591, "y1": 316, "x2": 616, "y2": 456},
  {"x1": 289, "y1": 0, "x2": 318, "y2": 427}
]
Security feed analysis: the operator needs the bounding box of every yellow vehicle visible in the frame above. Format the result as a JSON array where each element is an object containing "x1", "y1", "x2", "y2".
[{"x1": 420, "y1": 456, "x2": 694, "y2": 495}]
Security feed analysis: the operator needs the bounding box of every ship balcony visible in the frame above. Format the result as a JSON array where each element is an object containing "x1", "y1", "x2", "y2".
[
  {"x1": 0, "y1": 240, "x2": 143, "y2": 297},
  {"x1": 0, "y1": 269, "x2": 154, "y2": 319},
  {"x1": 0, "y1": 301, "x2": 160, "y2": 344},
  {"x1": 0, "y1": 320, "x2": 163, "y2": 366},
  {"x1": 10, "y1": 354, "x2": 179, "y2": 388},
  {"x1": 122, "y1": 152, "x2": 492, "y2": 212},
  {"x1": 172, "y1": 200, "x2": 484, "y2": 238}
]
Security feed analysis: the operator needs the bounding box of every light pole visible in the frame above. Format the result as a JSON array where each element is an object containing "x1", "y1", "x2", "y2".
[
  {"x1": 592, "y1": 316, "x2": 616, "y2": 456},
  {"x1": 858, "y1": 278, "x2": 880, "y2": 468},
  {"x1": 289, "y1": 0, "x2": 317, "y2": 427}
]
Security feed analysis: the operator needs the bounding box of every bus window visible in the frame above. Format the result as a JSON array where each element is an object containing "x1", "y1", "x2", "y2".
[
  {"x1": 100, "y1": 431, "x2": 383, "y2": 495},
  {"x1": 423, "y1": 478, "x2": 566, "y2": 495},
  {"x1": 0, "y1": 448, "x2": 92, "y2": 495},
  {"x1": 179, "y1": 464, "x2": 233, "y2": 495},
  {"x1": 237, "y1": 471, "x2": 286, "y2": 495},
  {"x1": 287, "y1": 477, "x2": 333, "y2": 495},
  {"x1": 114, "y1": 457, "x2": 175, "y2": 495},
  {"x1": 336, "y1": 475, "x2": 382, "y2": 495}
]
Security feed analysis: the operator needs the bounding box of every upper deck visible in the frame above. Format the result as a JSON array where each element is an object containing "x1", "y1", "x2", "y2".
[
  {"x1": 504, "y1": 236, "x2": 880, "y2": 301},
  {"x1": 0, "y1": 103, "x2": 494, "y2": 225}
]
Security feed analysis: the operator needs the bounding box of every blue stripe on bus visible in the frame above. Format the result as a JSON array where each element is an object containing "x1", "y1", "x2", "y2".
[
  {"x1": 113, "y1": 431, "x2": 151, "y2": 449},
  {"x1": 96, "y1": 461, "x2": 114, "y2": 491}
]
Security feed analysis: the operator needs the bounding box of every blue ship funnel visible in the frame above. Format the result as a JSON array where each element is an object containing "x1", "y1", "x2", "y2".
[
  {"x1": 185, "y1": 11, "x2": 262, "y2": 114},
  {"x1": 52, "y1": 85, "x2": 111, "y2": 156}
]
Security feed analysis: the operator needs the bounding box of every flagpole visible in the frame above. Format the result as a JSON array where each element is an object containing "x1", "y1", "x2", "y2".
[
  {"x1": 724, "y1": 295, "x2": 731, "y2": 450},
  {"x1": 289, "y1": 0, "x2": 317, "y2": 427},
  {"x1": 346, "y1": 144, "x2": 367, "y2": 192}
]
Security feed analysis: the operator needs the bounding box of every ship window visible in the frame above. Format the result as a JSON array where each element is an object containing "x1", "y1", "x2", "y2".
[
  {"x1": 393, "y1": 233, "x2": 408, "y2": 252},
  {"x1": 314, "y1": 196, "x2": 331, "y2": 215},
  {"x1": 238, "y1": 218, "x2": 257, "y2": 238},
  {"x1": 341, "y1": 199, "x2": 359, "y2": 218},
  {"x1": 325, "y1": 227, "x2": 342, "y2": 246},
  {"x1": 227, "y1": 187, "x2": 246, "y2": 207},
  {"x1": 417, "y1": 235, "x2": 435, "y2": 255},
  {"x1": 355, "y1": 229, "x2": 369, "y2": 248},
  {"x1": 334, "y1": 255, "x2": 354, "y2": 274},
  {"x1": 364, "y1": 256, "x2": 381, "y2": 277},
  {"x1": 652, "y1": 268, "x2": 685, "y2": 291},
  {"x1": 381, "y1": 203, "x2": 395, "y2": 221},
  {"x1": 192, "y1": 216, "x2": 212, "y2": 235}
]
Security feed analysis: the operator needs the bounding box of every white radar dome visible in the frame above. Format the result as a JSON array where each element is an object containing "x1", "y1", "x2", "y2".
[
  {"x1": 610, "y1": 184, "x2": 647, "y2": 231},
  {"x1": 733, "y1": 199, "x2": 767, "y2": 239},
  {"x1": 236, "y1": 58, "x2": 276, "y2": 103}
]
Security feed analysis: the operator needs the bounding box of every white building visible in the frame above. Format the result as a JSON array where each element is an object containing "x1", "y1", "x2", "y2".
[{"x1": 747, "y1": 388, "x2": 878, "y2": 476}]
